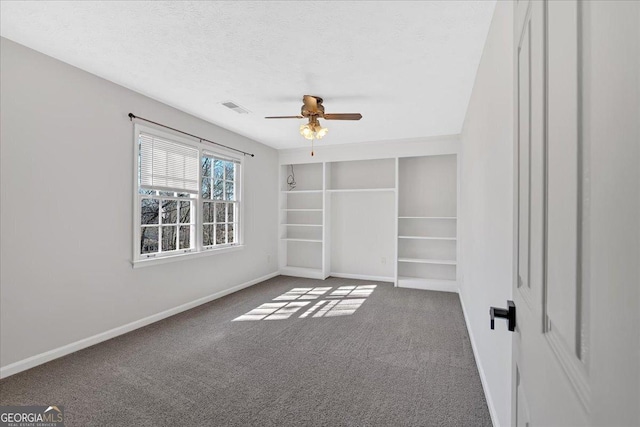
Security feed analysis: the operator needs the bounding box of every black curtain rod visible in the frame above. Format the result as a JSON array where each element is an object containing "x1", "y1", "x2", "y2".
[{"x1": 128, "y1": 113, "x2": 255, "y2": 157}]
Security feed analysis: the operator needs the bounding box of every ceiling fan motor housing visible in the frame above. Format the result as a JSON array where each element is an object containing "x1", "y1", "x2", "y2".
[{"x1": 302, "y1": 102, "x2": 324, "y2": 117}]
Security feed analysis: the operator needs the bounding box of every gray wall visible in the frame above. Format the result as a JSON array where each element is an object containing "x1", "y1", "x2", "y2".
[
  {"x1": 0, "y1": 38, "x2": 279, "y2": 368},
  {"x1": 459, "y1": 2, "x2": 514, "y2": 426}
]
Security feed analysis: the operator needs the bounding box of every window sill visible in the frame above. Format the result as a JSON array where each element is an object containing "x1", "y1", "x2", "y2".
[{"x1": 131, "y1": 245, "x2": 245, "y2": 268}]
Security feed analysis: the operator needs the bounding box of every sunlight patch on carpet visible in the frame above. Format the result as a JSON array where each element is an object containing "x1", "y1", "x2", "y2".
[{"x1": 233, "y1": 285, "x2": 376, "y2": 321}]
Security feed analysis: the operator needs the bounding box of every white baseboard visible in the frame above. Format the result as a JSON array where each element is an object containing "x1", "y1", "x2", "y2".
[
  {"x1": 279, "y1": 266, "x2": 324, "y2": 280},
  {"x1": 0, "y1": 271, "x2": 279, "y2": 379},
  {"x1": 329, "y1": 272, "x2": 395, "y2": 283},
  {"x1": 458, "y1": 292, "x2": 500, "y2": 427},
  {"x1": 397, "y1": 277, "x2": 459, "y2": 293}
]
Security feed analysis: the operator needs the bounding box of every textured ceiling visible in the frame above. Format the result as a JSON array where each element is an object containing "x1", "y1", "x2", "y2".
[{"x1": 0, "y1": 1, "x2": 495, "y2": 149}]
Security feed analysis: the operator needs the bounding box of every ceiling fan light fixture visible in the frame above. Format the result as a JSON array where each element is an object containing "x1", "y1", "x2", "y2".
[
  {"x1": 299, "y1": 124, "x2": 314, "y2": 140},
  {"x1": 268, "y1": 95, "x2": 361, "y2": 154},
  {"x1": 299, "y1": 122, "x2": 327, "y2": 140},
  {"x1": 316, "y1": 127, "x2": 328, "y2": 139}
]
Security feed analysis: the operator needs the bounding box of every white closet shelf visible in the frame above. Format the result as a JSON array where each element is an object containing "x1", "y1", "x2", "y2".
[
  {"x1": 398, "y1": 276, "x2": 456, "y2": 282},
  {"x1": 398, "y1": 216, "x2": 457, "y2": 219},
  {"x1": 281, "y1": 224, "x2": 323, "y2": 227},
  {"x1": 281, "y1": 190, "x2": 323, "y2": 193},
  {"x1": 327, "y1": 188, "x2": 395, "y2": 193},
  {"x1": 281, "y1": 208, "x2": 323, "y2": 211},
  {"x1": 280, "y1": 238, "x2": 323, "y2": 243},
  {"x1": 398, "y1": 236, "x2": 457, "y2": 241},
  {"x1": 397, "y1": 257, "x2": 457, "y2": 265}
]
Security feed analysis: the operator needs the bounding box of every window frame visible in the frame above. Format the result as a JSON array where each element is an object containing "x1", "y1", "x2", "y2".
[
  {"x1": 200, "y1": 154, "x2": 241, "y2": 249},
  {"x1": 132, "y1": 124, "x2": 244, "y2": 267}
]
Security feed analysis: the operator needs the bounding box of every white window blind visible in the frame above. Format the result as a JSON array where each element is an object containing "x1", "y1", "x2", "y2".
[{"x1": 139, "y1": 132, "x2": 199, "y2": 194}]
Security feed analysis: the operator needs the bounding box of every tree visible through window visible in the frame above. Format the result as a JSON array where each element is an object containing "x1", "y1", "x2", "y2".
[
  {"x1": 135, "y1": 128, "x2": 241, "y2": 261},
  {"x1": 201, "y1": 155, "x2": 239, "y2": 247},
  {"x1": 139, "y1": 192, "x2": 195, "y2": 255}
]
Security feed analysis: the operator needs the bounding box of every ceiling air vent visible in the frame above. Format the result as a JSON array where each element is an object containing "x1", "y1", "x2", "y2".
[{"x1": 221, "y1": 101, "x2": 250, "y2": 114}]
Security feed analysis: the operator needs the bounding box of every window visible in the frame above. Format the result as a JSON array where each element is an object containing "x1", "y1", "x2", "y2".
[
  {"x1": 133, "y1": 125, "x2": 242, "y2": 265},
  {"x1": 201, "y1": 153, "x2": 239, "y2": 247}
]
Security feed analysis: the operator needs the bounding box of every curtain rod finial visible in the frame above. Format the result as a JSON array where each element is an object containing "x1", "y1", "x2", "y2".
[{"x1": 128, "y1": 113, "x2": 135, "y2": 121}]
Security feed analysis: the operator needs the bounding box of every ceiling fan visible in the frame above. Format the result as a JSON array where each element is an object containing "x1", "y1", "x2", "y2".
[{"x1": 265, "y1": 95, "x2": 363, "y2": 156}]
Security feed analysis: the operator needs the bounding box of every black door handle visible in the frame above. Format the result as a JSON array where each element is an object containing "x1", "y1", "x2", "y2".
[{"x1": 490, "y1": 300, "x2": 516, "y2": 331}]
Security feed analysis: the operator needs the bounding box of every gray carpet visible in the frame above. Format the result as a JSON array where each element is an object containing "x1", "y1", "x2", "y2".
[{"x1": 0, "y1": 276, "x2": 491, "y2": 426}]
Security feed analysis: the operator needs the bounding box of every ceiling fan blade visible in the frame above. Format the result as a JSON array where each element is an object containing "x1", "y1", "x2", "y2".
[
  {"x1": 323, "y1": 113, "x2": 363, "y2": 120},
  {"x1": 265, "y1": 115, "x2": 304, "y2": 119},
  {"x1": 303, "y1": 95, "x2": 319, "y2": 113}
]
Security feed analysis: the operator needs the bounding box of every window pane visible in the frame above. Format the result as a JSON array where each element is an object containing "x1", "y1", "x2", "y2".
[
  {"x1": 140, "y1": 227, "x2": 159, "y2": 253},
  {"x1": 227, "y1": 203, "x2": 235, "y2": 223},
  {"x1": 179, "y1": 225, "x2": 192, "y2": 249},
  {"x1": 225, "y1": 181, "x2": 235, "y2": 201},
  {"x1": 203, "y1": 202, "x2": 214, "y2": 223},
  {"x1": 213, "y1": 179, "x2": 224, "y2": 200},
  {"x1": 162, "y1": 226, "x2": 177, "y2": 251},
  {"x1": 214, "y1": 159, "x2": 224, "y2": 180},
  {"x1": 203, "y1": 224, "x2": 214, "y2": 246},
  {"x1": 161, "y1": 200, "x2": 178, "y2": 224},
  {"x1": 202, "y1": 177, "x2": 211, "y2": 199},
  {"x1": 141, "y1": 199, "x2": 159, "y2": 224},
  {"x1": 228, "y1": 224, "x2": 235, "y2": 244},
  {"x1": 179, "y1": 201, "x2": 191, "y2": 223},
  {"x1": 201, "y1": 157, "x2": 212, "y2": 177},
  {"x1": 215, "y1": 203, "x2": 226, "y2": 223},
  {"x1": 225, "y1": 161, "x2": 235, "y2": 181},
  {"x1": 216, "y1": 224, "x2": 226, "y2": 244},
  {"x1": 159, "y1": 191, "x2": 175, "y2": 197},
  {"x1": 139, "y1": 188, "x2": 156, "y2": 196}
]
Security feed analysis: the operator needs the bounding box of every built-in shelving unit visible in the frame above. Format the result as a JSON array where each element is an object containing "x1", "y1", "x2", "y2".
[
  {"x1": 328, "y1": 158, "x2": 397, "y2": 281},
  {"x1": 278, "y1": 154, "x2": 458, "y2": 292},
  {"x1": 396, "y1": 155, "x2": 458, "y2": 291},
  {"x1": 279, "y1": 163, "x2": 326, "y2": 279}
]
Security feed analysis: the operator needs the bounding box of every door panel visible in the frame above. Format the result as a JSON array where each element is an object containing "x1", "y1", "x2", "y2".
[
  {"x1": 512, "y1": 0, "x2": 590, "y2": 425},
  {"x1": 517, "y1": 17, "x2": 531, "y2": 293},
  {"x1": 545, "y1": 0, "x2": 581, "y2": 360},
  {"x1": 512, "y1": 1, "x2": 639, "y2": 425}
]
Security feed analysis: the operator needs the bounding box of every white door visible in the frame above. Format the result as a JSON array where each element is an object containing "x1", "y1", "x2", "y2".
[{"x1": 512, "y1": 1, "x2": 639, "y2": 426}]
